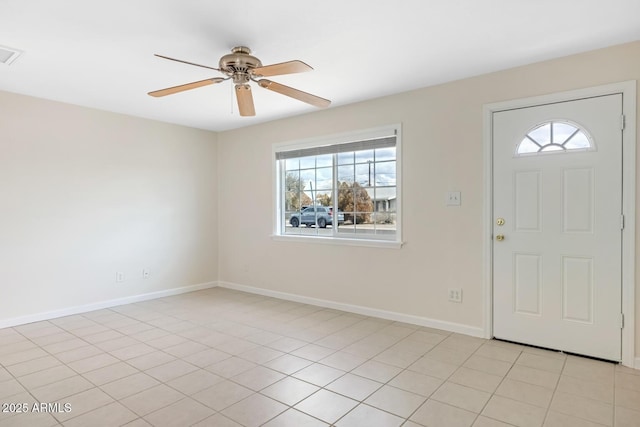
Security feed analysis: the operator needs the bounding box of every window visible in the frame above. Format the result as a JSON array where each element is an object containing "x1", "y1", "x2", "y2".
[
  {"x1": 516, "y1": 121, "x2": 593, "y2": 155},
  {"x1": 274, "y1": 125, "x2": 401, "y2": 246}
]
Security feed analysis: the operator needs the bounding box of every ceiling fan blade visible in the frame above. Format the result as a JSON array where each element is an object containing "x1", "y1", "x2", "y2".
[
  {"x1": 148, "y1": 77, "x2": 225, "y2": 97},
  {"x1": 257, "y1": 79, "x2": 331, "y2": 108},
  {"x1": 236, "y1": 84, "x2": 256, "y2": 116},
  {"x1": 154, "y1": 54, "x2": 221, "y2": 72},
  {"x1": 252, "y1": 60, "x2": 313, "y2": 77}
]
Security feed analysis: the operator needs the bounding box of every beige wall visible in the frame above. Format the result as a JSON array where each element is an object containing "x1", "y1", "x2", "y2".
[
  {"x1": 217, "y1": 42, "x2": 640, "y2": 355},
  {"x1": 0, "y1": 91, "x2": 219, "y2": 323},
  {"x1": 1, "y1": 41, "x2": 638, "y2": 360}
]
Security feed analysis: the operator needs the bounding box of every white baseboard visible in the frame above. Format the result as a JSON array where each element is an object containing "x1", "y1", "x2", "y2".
[
  {"x1": 635, "y1": 357, "x2": 640, "y2": 370},
  {"x1": 219, "y1": 281, "x2": 485, "y2": 338},
  {"x1": 0, "y1": 281, "x2": 218, "y2": 329}
]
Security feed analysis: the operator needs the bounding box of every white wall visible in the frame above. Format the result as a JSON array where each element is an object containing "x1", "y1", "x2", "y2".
[
  {"x1": 0, "y1": 91, "x2": 219, "y2": 324},
  {"x1": 217, "y1": 42, "x2": 640, "y2": 354}
]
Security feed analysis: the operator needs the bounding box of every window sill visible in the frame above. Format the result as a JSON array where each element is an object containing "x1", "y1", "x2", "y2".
[{"x1": 271, "y1": 234, "x2": 404, "y2": 249}]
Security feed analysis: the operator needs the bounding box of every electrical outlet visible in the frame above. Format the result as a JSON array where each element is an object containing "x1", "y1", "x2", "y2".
[
  {"x1": 116, "y1": 272, "x2": 125, "y2": 283},
  {"x1": 446, "y1": 191, "x2": 461, "y2": 206},
  {"x1": 448, "y1": 288, "x2": 462, "y2": 303},
  {"x1": 142, "y1": 269, "x2": 150, "y2": 279}
]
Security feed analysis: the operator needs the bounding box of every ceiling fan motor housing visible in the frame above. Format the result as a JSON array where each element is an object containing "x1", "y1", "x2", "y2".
[{"x1": 219, "y1": 46, "x2": 262, "y2": 84}]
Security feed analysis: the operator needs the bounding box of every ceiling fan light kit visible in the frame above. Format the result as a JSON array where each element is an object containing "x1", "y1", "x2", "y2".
[{"x1": 148, "y1": 46, "x2": 330, "y2": 117}]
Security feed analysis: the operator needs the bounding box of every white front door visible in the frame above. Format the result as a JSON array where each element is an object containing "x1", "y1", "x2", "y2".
[{"x1": 492, "y1": 94, "x2": 623, "y2": 361}]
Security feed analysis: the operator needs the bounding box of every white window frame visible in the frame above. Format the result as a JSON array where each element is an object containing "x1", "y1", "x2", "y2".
[
  {"x1": 515, "y1": 119, "x2": 596, "y2": 156},
  {"x1": 272, "y1": 124, "x2": 403, "y2": 249}
]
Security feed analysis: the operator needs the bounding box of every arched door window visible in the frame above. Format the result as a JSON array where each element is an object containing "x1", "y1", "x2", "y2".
[{"x1": 516, "y1": 121, "x2": 594, "y2": 155}]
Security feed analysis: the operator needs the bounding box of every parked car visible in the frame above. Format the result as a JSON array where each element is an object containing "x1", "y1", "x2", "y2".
[{"x1": 290, "y1": 206, "x2": 345, "y2": 228}]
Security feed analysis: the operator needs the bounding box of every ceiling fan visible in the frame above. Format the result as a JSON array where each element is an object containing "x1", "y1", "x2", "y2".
[{"x1": 148, "y1": 46, "x2": 331, "y2": 117}]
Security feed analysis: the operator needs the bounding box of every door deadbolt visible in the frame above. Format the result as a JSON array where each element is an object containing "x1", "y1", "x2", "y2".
[{"x1": 496, "y1": 218, "x2": 505, "y2": 226}]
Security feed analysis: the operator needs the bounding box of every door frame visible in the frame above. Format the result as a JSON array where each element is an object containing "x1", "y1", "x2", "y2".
[{"x1": 482, "y1": 81, "x2": 637, "y2": 368}]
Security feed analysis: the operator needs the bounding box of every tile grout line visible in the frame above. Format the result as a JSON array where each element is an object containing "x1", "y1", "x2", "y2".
[
  {"x1": 539, "y1": 351, "x2": 567, "y2": 427},
  {"x1": 463, "y1": 342, "x2": 521, "y2": 427},
  {"x1": 388, "y1": 337, "x2": 484, "y2": 426}
]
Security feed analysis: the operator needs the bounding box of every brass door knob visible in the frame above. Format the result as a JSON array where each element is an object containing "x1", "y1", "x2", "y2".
[
  {"x1": 496, "y1": 234, "x2": 505, "y2": 241},
  {"x1": 496, "y1": 218, "x2": 505, "y2": 226}
]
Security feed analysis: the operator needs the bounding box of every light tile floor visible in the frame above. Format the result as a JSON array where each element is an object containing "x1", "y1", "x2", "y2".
[{"x1": 0, "y1": 287, "x2": 639, "y2": 426}]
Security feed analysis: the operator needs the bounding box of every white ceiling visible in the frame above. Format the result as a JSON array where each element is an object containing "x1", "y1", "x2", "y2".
[{"x1": 1, "y1": 0, "x2": 639, "y2": 132}]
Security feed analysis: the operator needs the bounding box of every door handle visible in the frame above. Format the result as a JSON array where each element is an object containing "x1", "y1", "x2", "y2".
[{"x1": 496, "y1": 234, "x2": 505, "y2": 241}]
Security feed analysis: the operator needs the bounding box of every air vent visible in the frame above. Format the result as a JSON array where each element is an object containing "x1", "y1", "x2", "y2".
[{"x1": 0, "y1": 46, "x2": 23, "y2": 65}]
